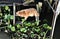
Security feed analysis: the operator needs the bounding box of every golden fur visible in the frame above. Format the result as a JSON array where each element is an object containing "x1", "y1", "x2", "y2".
[{"x1": 16, "y1": 8, "x2": 39, "y2": 20}]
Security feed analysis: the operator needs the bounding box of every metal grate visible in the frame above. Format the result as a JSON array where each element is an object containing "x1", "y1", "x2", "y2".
[{"x1": 0, "y1": 0, "x2": 24, "y2": 3}]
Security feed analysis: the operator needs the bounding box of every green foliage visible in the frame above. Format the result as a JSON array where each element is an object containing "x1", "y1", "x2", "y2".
[
  {"x1": 20, "y1": 28, "x2": 27, "y2": 33},
  {"x1": 4, "y1": 18, "x2": 52, "y2": 39},
  {"x1": 7, "y1": 25, "x2": 15, "y2": 32},
  {"x1": 16, "y1": 24, "x2": 21, "y2": 29},
  {"x1": 5, "y1": 19, "x2": 52, "y2": 39},
  {"x1": 43, "y1": 24, "x2": 52, "y2": 30},
  {"x1": 30, "y1": 33, "x2": 35, "y2": 38},
  {"x1": 5, "y1": 6, "x2": 10, "y2": 11},
  {"x1": 7, "y1": 24, "x2": 12, "y2": 29},
  {"x1": 11, "y1": 26, "x2": 15, "y2": 32},
  {"x1": 0, "y1": 12, "x2": 2, "y2": 18},
  {"x1": 0, "y1": 6, "x2": 52, "y2": 39},
  {"x1": 35, "y1": 28, "x2": 40, "y2": 32},
  {"x1": 24, "y1": 22, "x2": 32, "y2": 27},
  {"x1": 4, "y1": 14, "x2": 14, "y2": 24},
  {"x1": 1, "y1": 6, "x2": 13, "y2": 25},
  {"x1": 22, "y1": 19, "x2": 25, "y2": 23},
  {"x1": 35, "y1": 20, "x2": 40, "y2": 26},
  {"x1": 4, "y1": 14, "x2": 14, "y2": 20}
]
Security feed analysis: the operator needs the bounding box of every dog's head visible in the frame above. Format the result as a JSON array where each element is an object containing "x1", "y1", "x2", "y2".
[{"x1": 16, "y1": 10, "x2": 26, "y2": 17}]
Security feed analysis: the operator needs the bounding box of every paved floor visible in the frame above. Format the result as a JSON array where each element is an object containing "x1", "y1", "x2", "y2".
[{"x1": 0, "y1": 32, "x2": 10, "y2": 39}]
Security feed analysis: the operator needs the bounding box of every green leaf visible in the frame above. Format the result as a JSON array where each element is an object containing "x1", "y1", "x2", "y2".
[
  {"x1": 20, "y1": 28, "x2": 27, "y2": 33},
  {"x1": 25, "y1": 22, "x2": 31, "y2": 27},
  {"x1": 7, "y1": 24, "x2": 12, "y2": 28},
  {"x1": 43, "y1": 24, "x2": 52, "y2": 30},
  {"x1": 32, "y1": 27, "x2": 35, "y2": 31},
  {"x1": 5, "y1": 6, "x2": 9, "y2": 10},
  {"x1": 8, "y1": 9, "x2": 10, "y2": 11},
  {"x1": 43, "y1": 24, "x2": 48, "y2": 28},
  {"x1": 35, "y1": 28, "x2": 40, "y2": 33},
  {"x1": 31, "y1": 34, "x2": 35, "y2": 38},
  {"x1": 17, "y1": 30, "x2": 20, "y2": 32},
  {"x1": 35, "y1": 20, "x2": 40, "y2": 26},
  {"x1": 22, "y1": 34, "x2": 28, "y2": 37},
  {"x1": 31, "y1": 31, "x2": 34, "y2": 34},
  {"x1": 4, "y1": 14, "x2": 14, "y2": 20},
  {"x1": 47, "y1": 26, "x2": 52, "y2": 30},
  {"x1": 10, "y1": 15, "x2": 14, "y2": 19},
  {"x1": 22, "y1": 19, "x2": 25, "y2": 23},
  {"x1": 17, "y1": 24, "x2": 21, "y2": 29},
  {"x1": 4, "y1": 14, "x2": 8, "y2": 19},
  {"x1": 0, "y1": 13, "x2": 2, "y2": 16},
  {"x1": 11, "y1": 26, "x2": 15, "y2": 32},
  {"x1": 31, "y1": 23, "x2": 35, "y2": 26},
  {"x1": 40, "y1": 32, "x2": 45, "y2": 36},
  {"x1": 8, "y1": 14, "x2": 10, "y2": 17}
]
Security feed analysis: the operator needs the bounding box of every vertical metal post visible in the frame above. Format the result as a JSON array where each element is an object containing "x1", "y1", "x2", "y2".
[
  {"x1": 36, "y1": 4, "x2": 39, "y2": 13},
  {"x1": 0, "y1": 6, "x2": 2, "y2": 25},
  {"x1": 51, "y1": 0, "x2": 60, "y2": 39},
  {"x1": 13, "y1": 3, "x2": 16, "y2": 25},
  {"x1": 36, "y1": 4, "x2": 40, "y2": 25},
  {"x1": 51, "y1": 14, "x2": 58, "y2": 39}
]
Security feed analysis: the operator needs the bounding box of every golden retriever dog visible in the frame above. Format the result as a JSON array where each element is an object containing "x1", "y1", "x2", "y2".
[{"x1": 16, "y1": 8, "x2": 39, "y2": 21}]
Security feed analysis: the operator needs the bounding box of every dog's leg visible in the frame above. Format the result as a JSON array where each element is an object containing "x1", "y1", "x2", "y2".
[{"x1": 35, "y1": 16, "x2": 39, "y2": 25}]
